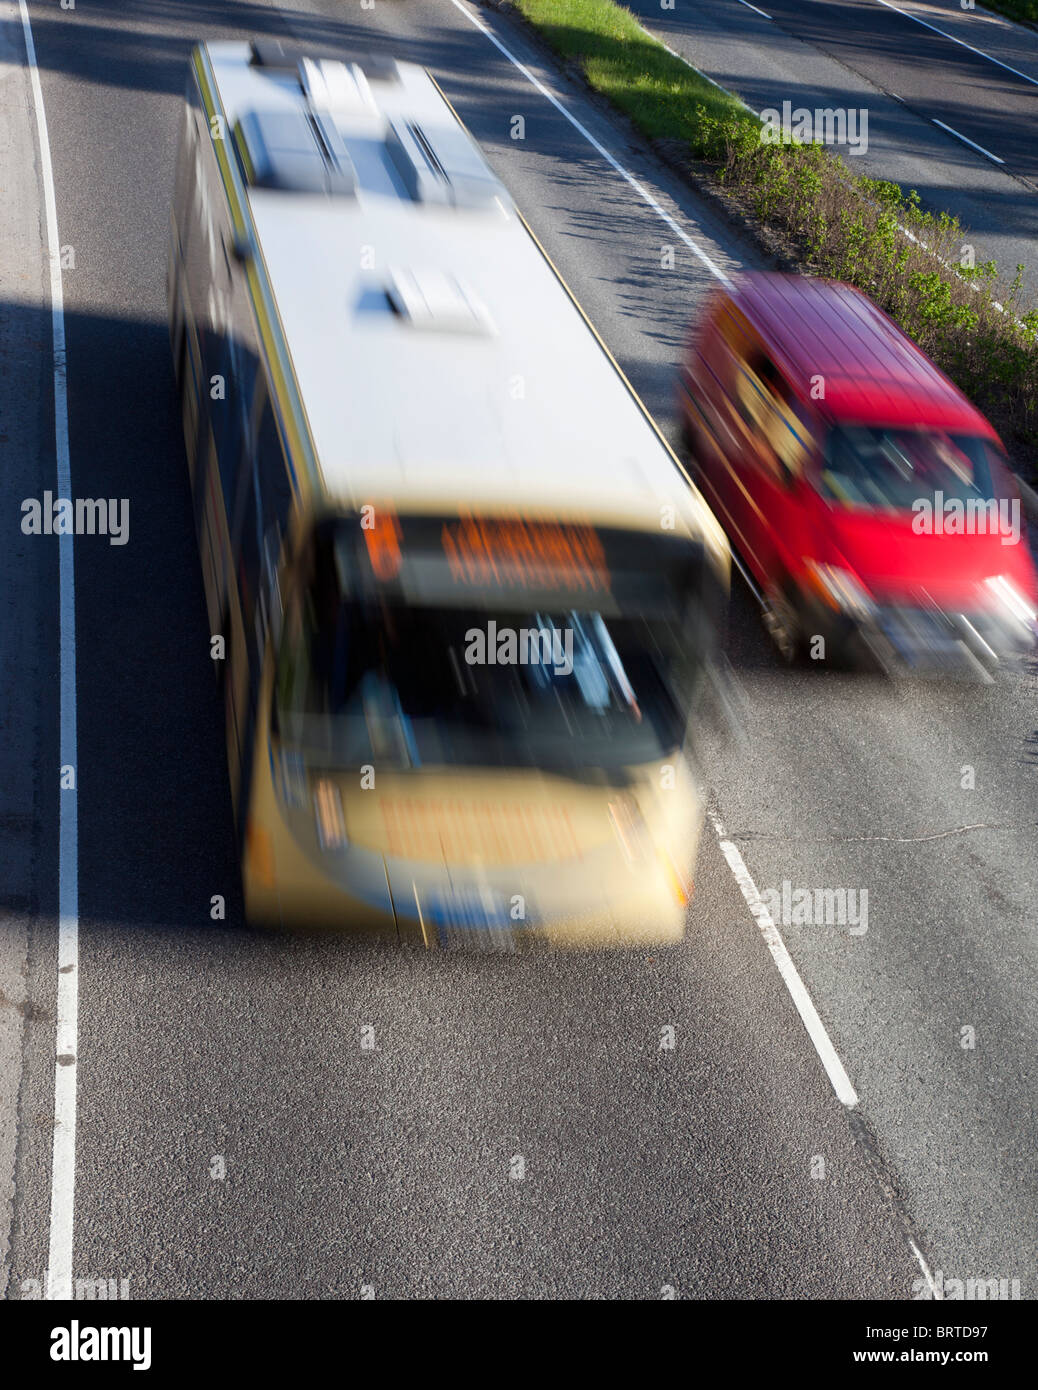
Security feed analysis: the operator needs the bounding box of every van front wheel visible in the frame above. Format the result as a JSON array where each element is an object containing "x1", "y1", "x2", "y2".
[{"x1": 762, "y1": 581, "x2": 802, "y2": 664}]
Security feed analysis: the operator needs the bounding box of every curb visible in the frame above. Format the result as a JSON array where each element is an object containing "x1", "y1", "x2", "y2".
[
  {"x1": 976, "y1": 4, "x2": 1038, "y2": 36},
  {"x1": 1014, "y1": 472, "x2": 1038, "y2": 522}
]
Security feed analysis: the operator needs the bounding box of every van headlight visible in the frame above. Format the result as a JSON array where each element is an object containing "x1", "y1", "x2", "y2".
[
  {"x1": 804, "y1": 562, "x2": 877, "y2": 621},
  {"x1": 984, "y1": 575, "x2": 1037, "y2": 628}
]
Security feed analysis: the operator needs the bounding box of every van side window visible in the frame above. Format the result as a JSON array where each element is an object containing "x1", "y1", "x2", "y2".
[
  {"x1": 738, "y1": 352, "x2": 811, "y2": 483},
  {"x1": 717, "y1": 303, "x2": 754, "y2": 359}
]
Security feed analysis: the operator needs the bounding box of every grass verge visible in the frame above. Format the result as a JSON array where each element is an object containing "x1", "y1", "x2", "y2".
[
  {"x1": 975, "y1": 1, "x2": 1038, "y2": 25},
  {"x1": 511, "y1": 0, "x2": 756, "y2": 142}
]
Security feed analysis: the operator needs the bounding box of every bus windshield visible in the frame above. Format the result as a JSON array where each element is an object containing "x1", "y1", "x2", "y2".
[{"x1": 274, "y1": 523, "x2": 707, "y2": 773}]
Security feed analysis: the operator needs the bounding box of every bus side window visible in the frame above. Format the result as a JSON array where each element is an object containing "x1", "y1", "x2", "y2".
[
  {"x1": 189, "y1": 110, "x2": 257, "y2": 522},
  {"x1": 257, "y1": 392, "x2": 294, "y2": 638},
  {"x1": 213, "y1": 331, "x2": 257, "y2": 510},
  {"x1": 236, "y1": 448, "x2": 262, "y2": 657},
  {"x1": 256, "y1": 389, "x2": 294, "y2": 541},
  {"x1": 172, "y1": 94, "x2": 198, "y2": 261},
  {"x1": 236, "y1": 379, "x2": 294, "y2": 656}
]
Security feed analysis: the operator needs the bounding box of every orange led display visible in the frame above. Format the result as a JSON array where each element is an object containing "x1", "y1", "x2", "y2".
[
  {"x1": 441, "y1": 515, "x2": 610, "y2": 592},
  {"x1": 362, "y1": 508, "x2": 403, "y2": 581}
]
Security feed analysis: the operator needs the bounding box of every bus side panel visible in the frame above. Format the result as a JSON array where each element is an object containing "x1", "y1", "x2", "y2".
[{"x1": 172, "y1": 67, "x2": 260, "y2": 827}]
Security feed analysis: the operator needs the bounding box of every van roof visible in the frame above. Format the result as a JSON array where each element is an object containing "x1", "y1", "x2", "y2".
[
  {"x1": 198, "y1": 42, "x2": 727, "y2": 550},
  {"x1": 725, "y1": 273, "x2": 997, "y2": 439}
]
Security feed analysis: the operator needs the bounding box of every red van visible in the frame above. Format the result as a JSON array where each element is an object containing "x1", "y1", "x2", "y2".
[{"x1": 679, "y1": 273, "x2": 1038, "y2": 674}]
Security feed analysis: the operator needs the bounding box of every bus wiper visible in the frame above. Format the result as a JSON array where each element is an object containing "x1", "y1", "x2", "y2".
[{"x1": 589, "y1": 613, "x2": 641, "y2": 722}]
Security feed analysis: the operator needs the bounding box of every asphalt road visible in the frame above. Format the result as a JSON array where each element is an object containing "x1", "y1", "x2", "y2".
[
  {"x1": 1, "y1": 0, "x2": 1036, "y2": 1300},
  {"x1": 628, "y1": 0, "x2": 1038, "y2": 302}
]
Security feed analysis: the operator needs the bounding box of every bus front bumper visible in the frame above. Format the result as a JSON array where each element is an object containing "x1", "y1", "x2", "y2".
[{"x1": 243, "y1": 836, "x2": 694, "y2": 950}]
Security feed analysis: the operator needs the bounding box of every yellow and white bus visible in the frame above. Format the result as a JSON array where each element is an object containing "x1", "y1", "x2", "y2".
[{"x1": 168, "y1": 39, "x2": 730, "y2": 947}]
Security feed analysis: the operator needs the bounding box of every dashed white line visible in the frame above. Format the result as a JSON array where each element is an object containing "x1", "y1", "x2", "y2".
[
  {"x1": 709, "y1": 811, "x2": 860, "y2": 1108},
  {"x1": 931, "y1": 117, "x2": 1005, "y2": 166},
  {"x1": 910, "y1": 1239, "x2": 943, "y2": 1299},
  {"x1": 735, "y1": 0, "x2": 773, "y2": 19},
  {"x1": 657, "y1": 39, "x2": 761, "y2": 118},
  {"x1": 16, "y1": 0, "x2": 79, "y2": 1303},
  {"x1": 446, "y1": 0, "x2": 733, "y2": 286},
  {"x1": 874, "y1": 0, "x2": 1038, "y2": 88}
]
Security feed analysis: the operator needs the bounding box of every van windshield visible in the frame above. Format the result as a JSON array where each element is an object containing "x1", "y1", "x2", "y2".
[{"x1": 817, "y1": 428, "x2": 1000, "y2": 510}]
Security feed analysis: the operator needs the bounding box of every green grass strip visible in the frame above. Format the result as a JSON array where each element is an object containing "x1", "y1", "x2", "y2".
[{"x1": 514, "y1": 0, "x2": 757, "y2": 149}]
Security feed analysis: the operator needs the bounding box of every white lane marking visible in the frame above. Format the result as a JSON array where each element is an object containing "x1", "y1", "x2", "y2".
[
  {"x1": 910, "y1": 1239, "x2": 942, "y2": 1298},
  {"x1": 931, "y1": 117, "x2": 1005, "y2": 166},
  {"x1": 874, "y1": 0, "x2": 1038, "y2": 88},
  {"x1": 16, "y1": 0, "x2": 79, "y2": 1303},
  {"x1": 446, "y1": 0, "x2": 733, "y2": 286},
  {"x1": 658, "y1": 39, "x2": 761, "y2": 117},
  {"x1": 709, "y1": 810, "x2": 859, "y2": 1107},
  {"x1": 735, "y1": 0, "x2": 773, "y2": 18}
]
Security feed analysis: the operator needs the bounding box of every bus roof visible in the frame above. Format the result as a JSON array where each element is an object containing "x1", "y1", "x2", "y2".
[
  {"x1": 726, "y1": 273, "x2": 996, "y2": 438},
  {"x1": 198, "y1": 42, "x2": 726, "y2": 548}
]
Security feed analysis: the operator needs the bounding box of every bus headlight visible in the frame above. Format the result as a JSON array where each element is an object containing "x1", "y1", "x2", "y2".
[
  {"x1": 607, "y1": 795, "x2": 650, "y2": 865},
  {"x1": 657, "y1": 846, "x2": 691, "y2": 907},
  {"x1": 314, "y1": 779, "x2": 348, "y2": 850}
]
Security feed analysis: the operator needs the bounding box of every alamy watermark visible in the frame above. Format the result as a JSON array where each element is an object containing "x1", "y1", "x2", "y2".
[
  {"x1": 760, "y1": 880, "x2": 868, "y2": 936},
  {"x1": 20, "y1": 1273, "x2": 133, "y2": 1300},
  {"x1": 911, "y1": 493, "x2": 1020, "y2": 545},
  {"x1": 21, "y1": 491, "x2": 129, "y2": 546},
  {"x1": 464, "y1": 620, "x2": 573, "y2": 676},
  {"x1": 50, "y1": 1323, "x2": 151, "y2": 1372},
  {"x1": 760, "y1": 101, "x2": 869, "y2": 157},
  {"x1": 912, "y1": 1270, "x2": 1022, "y2": 1300}
]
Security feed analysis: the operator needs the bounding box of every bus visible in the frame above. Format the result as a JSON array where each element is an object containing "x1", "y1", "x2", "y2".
[{"x1": 168, "y1": 39, "x2": 731, "y2": 948}]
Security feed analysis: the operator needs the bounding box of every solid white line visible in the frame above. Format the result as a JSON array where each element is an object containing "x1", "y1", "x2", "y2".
[
  {"x1": 708, "y1": 810, "x2": 859, "y2": 1107},
  {"x1": 17, "y1": 0, "x2": 79, "y2": 1302},
  {"x1": 445, "y1": 0, "x2": 733, "y2": 286},
  {"x1": 874, "y1": 0, "x2": 1038, "y2": 88},
  {"x1": 931, "y1": 117, "x2": 1004, "y2": 166},
  {"x1": 735, "y1": 0, "x2": 772, "y2": 19}
]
